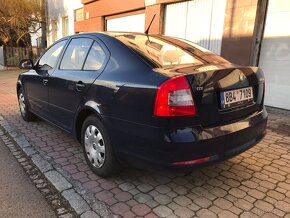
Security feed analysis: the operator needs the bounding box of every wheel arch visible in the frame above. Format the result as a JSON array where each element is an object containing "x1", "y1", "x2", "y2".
[
  {"x1": 16, "y1": 81, "x2": 22, "y2": 94},
  {"x1": 74, "y1": 104, "x2": 103, "y2": 142}
]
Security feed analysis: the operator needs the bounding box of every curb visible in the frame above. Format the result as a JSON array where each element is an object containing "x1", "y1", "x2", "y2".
[{"x1": 0, "y1": 115, "x2": 113, "y2": 218}]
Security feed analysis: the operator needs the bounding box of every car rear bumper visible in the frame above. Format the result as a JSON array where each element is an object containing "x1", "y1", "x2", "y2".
[{"x1": 106, "y1": 107, "x2": 268, "y2": 171}]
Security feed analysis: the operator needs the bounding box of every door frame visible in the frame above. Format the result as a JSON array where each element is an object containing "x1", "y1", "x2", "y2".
[{"x1": 250, "y1": 0, "x2": 269, "y2": 66}]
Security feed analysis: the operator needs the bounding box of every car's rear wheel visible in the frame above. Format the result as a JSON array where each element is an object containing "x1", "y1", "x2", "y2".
[
  {"x1": 81, "y1": 115, "x2": 119, "y2": 177},
  {"x1": 18, "y1": 89, "x2": 35, "y2": 121}
]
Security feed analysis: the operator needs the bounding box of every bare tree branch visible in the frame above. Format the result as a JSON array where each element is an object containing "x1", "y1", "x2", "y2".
[{"x1": 0, "y1": 0, "x2": 44, "y2": 47}]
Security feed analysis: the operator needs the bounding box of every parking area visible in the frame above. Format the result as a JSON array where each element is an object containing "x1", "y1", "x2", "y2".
[{"x1": 0, "y1": 69, "x2": 289, "y2": 218}]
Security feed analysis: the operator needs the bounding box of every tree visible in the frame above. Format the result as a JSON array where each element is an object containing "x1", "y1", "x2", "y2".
[{"x1": 0, "y1": 0, "x2": 45, "y2": 47}]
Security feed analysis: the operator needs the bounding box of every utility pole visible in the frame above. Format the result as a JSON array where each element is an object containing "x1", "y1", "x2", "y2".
[{"x1": 40, "y1": 0, "x2": 47, "y2": 48}]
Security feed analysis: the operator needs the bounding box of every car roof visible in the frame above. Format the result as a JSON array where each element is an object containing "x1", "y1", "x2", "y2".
[{"x1": 78, "y1": 31, "x2": 148, "y2": 37}]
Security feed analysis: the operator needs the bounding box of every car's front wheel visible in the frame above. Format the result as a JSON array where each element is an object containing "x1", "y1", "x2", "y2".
[
  {"x1": 81, "y1": 115, "x2": 119, "y2": 177},
  {"x1": 18, "y1": 89, "x2": 35, "y2": 121}
]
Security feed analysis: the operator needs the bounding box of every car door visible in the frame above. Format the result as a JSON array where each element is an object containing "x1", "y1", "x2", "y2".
[
  {"x1": 24, "y1": 40, "x2": 67, "y2": 118},
  {"x1": 48, "y1": 37, "x2": 108, "y2": 131}
]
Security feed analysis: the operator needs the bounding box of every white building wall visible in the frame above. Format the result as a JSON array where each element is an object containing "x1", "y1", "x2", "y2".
[
  {"x1": 30, "y1": 23, "x2": 42, "y2": 47},
  {"x1": 0, "y1": 46, "x2": 5, "y2": 70},
  {"x1": 46, "y1": 0, "x2": 83, "y2": 47}
]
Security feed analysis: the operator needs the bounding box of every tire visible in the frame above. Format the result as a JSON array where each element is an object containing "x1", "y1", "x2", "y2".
[
  {"x1": 17, "y1": 88, "x2": 35, "y2": 122},
  {"x1": 81, "y1": 115, "x2": 119, "y2": 177}
]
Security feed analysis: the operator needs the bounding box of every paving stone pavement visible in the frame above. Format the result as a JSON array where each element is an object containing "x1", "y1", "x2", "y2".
[{"x1": 0, "y1": 70, "x2": 290, "y2": 218}]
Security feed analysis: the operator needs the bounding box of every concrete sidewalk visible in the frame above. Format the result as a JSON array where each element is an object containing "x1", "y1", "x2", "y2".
[{"x1": 0, "y1": 139, "x2": 56, "y2": 218}]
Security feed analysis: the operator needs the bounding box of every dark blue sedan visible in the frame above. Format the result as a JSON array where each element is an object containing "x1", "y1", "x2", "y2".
[{"x1": 17, "y1": 32, "x2": 267, "y2": 177}]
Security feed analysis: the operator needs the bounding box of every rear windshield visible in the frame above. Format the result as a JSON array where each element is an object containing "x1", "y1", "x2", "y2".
[
  {"x1": 115, "y1": 35, "x2": 204, "y2": 67},
  {"x1": 173, "y1": 37, "x2": 229, "y2": 64}
]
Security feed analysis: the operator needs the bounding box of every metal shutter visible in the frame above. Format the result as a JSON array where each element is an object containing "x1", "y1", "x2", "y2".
[{"x1": 164, "y1": 0, "x2": 226, "y2": 54}]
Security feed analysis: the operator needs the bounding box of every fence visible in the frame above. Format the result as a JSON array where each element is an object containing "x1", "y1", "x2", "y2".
[{"x1": 0, "y1": 46, "x2": 45, "y2": 67}]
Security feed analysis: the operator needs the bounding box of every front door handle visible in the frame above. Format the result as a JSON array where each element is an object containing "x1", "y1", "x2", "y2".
[
  {"x1": 75, "y1": 81, "x2": 86, "y2": 92},
  {"x1": 43, "y1": 79, "x2": 48, "y2": 86}
]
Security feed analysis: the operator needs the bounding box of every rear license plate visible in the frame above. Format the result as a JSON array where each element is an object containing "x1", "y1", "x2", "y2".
[{"x1": 220, "y1": 87, "x2": 253, "y2": 109}]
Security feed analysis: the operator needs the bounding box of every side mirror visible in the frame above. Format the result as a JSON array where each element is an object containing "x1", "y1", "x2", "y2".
[{"x1": 19, "y1": 59, "x2": 34, "y2": 69}]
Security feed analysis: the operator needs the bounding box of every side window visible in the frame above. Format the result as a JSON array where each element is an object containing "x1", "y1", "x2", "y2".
[
  {"x1": 38, "y1": 40, "x2": 67, "y2": 69},
  {"x1": 83, "y1": 42, "x2": 106, "y2": 71},
  {"x1": 60, "y1": 38, "x2": 93, "y2": 70}
]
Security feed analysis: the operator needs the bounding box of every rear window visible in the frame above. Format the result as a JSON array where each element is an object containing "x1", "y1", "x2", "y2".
[
  {"x1": 115, "y1": 35, "x2": 203, "y2": 67},
  {"x1": 174, "y1": 37, "x2": 229, "y2": 64}
]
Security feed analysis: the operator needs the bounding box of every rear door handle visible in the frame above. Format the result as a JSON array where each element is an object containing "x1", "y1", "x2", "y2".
[
  {"x1": 43, "y1": 79, "x2": 48, "y2": 85},
  {"x1": 75, "y1": 81, "x2": 86, "y2": 91}
]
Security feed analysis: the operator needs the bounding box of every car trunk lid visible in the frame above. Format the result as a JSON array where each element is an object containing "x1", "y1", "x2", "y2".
[{"x1": 155, "y1": 64, "x2": 265, "y2": 127}]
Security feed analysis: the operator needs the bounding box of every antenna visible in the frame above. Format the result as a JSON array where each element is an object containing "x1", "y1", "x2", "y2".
[
  {"x1": 145, "y1": 14, "x2": 156, "y2": 43},
  {"x1": 145, "y1": 14, "x2": 156, "y2": 35}
]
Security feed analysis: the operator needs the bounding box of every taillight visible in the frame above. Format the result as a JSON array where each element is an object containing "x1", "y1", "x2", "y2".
[
  {"x1": 173, "y1": 156, "x2": 210, "y2": 166},
  {"x1": 154, "y1": 76, "x2": 197, "y2": 116}
]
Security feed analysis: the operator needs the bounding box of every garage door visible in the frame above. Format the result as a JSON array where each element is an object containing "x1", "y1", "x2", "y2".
[
  {"x1": 106, "y1": 13, "x2": 145, "y2": 33},
  {"x1": 259, "y1": 0, "x2": 290, "y2": 110},
  {"x1": 164, "y1": 0, "x2": 227, "y2": 55}
]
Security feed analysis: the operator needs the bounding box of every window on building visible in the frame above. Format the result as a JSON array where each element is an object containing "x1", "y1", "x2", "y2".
[
  {"x1": 62, "y1": 16, "x2": 69, "y2": 37},
  {"x1": 83, "y1": 42, "x2": 106, "y2": 71},
  {"x1": 51, "y1": 20, "x2": 58, "y2": 43},
  {"x1": 74, "y1": 8, "x2": 84, "y2": 22},
  {"x1": 60, "y1": 38, "x2": 93, "y2": 70}
]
